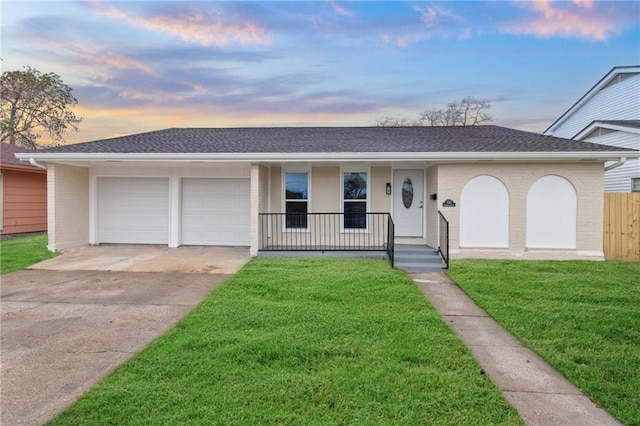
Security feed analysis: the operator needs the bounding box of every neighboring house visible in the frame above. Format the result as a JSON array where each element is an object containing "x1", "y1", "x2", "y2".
[
  {"x1": 544, "y1": 65, "x2": 640, "y2": 192},
  {"x1": 1, "y1": 142, "x2": 48, "y2": 235},
  {"x1": 15, "y1": 126, "x2": 638, "y2": 261}
]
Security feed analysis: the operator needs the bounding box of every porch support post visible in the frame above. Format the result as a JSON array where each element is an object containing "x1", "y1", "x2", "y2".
[{"x1": 250, "y1": 163, "x2": 260, "y2": 256}]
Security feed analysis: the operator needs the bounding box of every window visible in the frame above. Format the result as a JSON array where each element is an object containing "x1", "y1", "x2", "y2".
[
  {"x1": 285, "y1": 172, "x2": 308, "y2": 228},
  {"x1": 633, "y1": 178, "x2": 640, "y2": 193},
  {"x1": 343, "y1": 172, "x2": 367, "y2": 229}
]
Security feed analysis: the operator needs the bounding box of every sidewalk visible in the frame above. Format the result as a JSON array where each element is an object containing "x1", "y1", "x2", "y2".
[{"x1": 411, "y1": 272, "x2": 622, "y2": 426}]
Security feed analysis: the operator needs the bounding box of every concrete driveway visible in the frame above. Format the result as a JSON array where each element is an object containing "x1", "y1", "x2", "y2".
[{"x1": 0, "y1": 245, "x2": 250, "y2": 425}]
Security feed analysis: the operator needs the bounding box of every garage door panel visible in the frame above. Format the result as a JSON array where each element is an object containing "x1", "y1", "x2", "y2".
[
  {"x1": 181, "y1": 178, "x2": 250, "y2": 246},
  {"x1": 98, "y1": 178, "x2": 169, "y2": 244}
]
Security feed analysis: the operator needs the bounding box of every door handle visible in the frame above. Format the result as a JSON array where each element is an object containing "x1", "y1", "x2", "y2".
[{"x1": 419, "y1": 201, "x2": 424, "y2": 209}]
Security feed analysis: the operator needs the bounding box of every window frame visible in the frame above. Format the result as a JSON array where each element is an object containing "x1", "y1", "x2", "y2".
[
  {"x1": 340, "y1": 166, "x2": 370, "y2": 232},
  {"x1": 282, "y1": 168, "x2": 311, "y2": 231},
  {"x1": 632, "y1": 177, "x2": 640, "y2": 193}
]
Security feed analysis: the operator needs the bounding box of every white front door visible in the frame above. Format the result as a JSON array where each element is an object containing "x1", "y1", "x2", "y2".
[{"x1": 393, "y1": 169, "x2": 424, "y2": 237}]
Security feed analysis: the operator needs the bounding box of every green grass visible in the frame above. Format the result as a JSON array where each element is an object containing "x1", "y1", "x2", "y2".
[
  {"x1": 448, "y1": 259, "x2": 640, "y2": 426},
  {"x1": 50, "y1": 258, "x2": 522, "y2": 425},
  {"x1": 0, "y1": 234, "x2": 57, "y2": 274}
]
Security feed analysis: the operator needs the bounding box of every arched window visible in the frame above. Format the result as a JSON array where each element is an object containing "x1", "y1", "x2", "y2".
[
  {"x1": 460, "y1": 175, "x2": 509, "y2": 247},
  {"x1": 526, "y1": 175, "x2": 576, "y2": 249}
]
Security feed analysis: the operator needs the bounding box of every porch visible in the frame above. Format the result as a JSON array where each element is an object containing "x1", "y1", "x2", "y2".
[{"x1": 257, "y1": 212, "x2": 449, "y2": 272}]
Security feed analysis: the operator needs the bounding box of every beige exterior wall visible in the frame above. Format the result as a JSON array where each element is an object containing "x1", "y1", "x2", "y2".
[
  {"x1": 268, "y1": 165, "x2": 391, "y2": 214},
  {"x1": 371, "y1": 167, "x2": 392, "y2": 213},
  {"x1": 262, "y1": 165, "x2": 392, "y2": 249},
  {"x1": 425, "y1": 165, "x2": 439, "y2": 248},
  {"x1": 436, "y1": 162, "x2": 605, "y2": 260},
  {"x1": 312, "y1": 167, "x2": 340, "y2": 212},
  {"x1": 48, "y1": 163, "x2": 89, "y2": 251}
]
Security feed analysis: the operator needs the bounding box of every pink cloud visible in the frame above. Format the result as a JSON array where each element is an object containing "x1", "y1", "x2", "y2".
[
  {"x1": 329, "y1": 1, "x2": 354, "y2": 17},
  {"x1": 89, "y1": 2, "x2": 270, "y2": 47},
  {"x1": 500, "y1": 0, "x2": 624, "y2": 41}
]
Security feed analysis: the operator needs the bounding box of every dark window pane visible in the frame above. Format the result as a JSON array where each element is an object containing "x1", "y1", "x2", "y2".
[
  {"x1": 286, "y1": 201, "x2": 308, "y2": 228},
  {"x1": 286, "y1": 173, "x2": 308, "y2": 199},
  {"x1": 343, "y1": 172, "x2": 367, "y2": 200},
  {"x1": 344, "y1": 201, "x2": 366, "y2": 229}
]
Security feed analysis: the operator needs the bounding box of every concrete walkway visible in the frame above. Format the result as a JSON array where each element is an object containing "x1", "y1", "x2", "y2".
[{"x1": 411, "y1": 272, "x2": 621, "y2": 426}]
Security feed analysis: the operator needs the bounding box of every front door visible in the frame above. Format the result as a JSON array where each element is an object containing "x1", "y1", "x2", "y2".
[{"x1": 393, "y1": 169, "x2": 424, "y2": 237}]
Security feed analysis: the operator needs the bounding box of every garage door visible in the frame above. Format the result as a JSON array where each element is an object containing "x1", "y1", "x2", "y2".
[
  {"x1": 181, "y1": 178, "x2": 250, "y2": 246},
  {"x1": 98, "y1": 178, "x2": 170, "y2": 244}
]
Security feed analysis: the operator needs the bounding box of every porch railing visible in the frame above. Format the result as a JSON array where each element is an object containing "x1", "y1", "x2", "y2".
[
  {"x1": 259, "y1": 212, "x2": 394, "y2": 260},
  {"x1": 438, "y1": 210, "x2": 450, "y2": 269},
  {"x1": 387, "y1": 215, "x2": 395, "y2": 267}
]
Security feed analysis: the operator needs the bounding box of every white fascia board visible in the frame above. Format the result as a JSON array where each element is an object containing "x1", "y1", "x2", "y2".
[
  {"x1": 15, "y1": 150, "x2": 639, "y2": 163},
  {"x1": 575, "y1": 122, "x2": 640, "y2": 140},
  {"x1": 544, "y1": 65, "x2": 640, "y2": 135}
]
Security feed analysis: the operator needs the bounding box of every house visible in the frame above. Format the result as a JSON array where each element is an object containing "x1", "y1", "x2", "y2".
[
  {"x1": 1, "y1": 142, "x2": 48, "y2": 236},
  {"x1": 544, "y1": 65, "x2": 640, "y2": 192},
  {"x1": 15, "y1": 126, "x2": 638, "y2": 262}
]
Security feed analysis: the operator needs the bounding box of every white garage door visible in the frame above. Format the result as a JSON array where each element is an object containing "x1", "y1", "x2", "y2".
[
  {"x1": 181, "y1": 178, "x2": 250, "y2": 246},
  {"x1": 98, "y1": 177, "x2": 170, "y2": 244}
]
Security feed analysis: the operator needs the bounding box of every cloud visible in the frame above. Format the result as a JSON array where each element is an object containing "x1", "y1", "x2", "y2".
[
  {"x1": 87, "y1": 2, "x2": 270, "y2": 47},
  {"x1": 329, "y1": 1, "x2": 354, "y2": 17},
  {"x1": 499, "y1": 0, "x2": 631, "y2": 41}
]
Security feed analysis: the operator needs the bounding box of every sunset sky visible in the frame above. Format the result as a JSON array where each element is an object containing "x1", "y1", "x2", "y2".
[{"x1": 2, "y1": 0, "x2": 639, "y2": 144}]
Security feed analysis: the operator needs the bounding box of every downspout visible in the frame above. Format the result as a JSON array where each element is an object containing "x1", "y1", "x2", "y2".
[
  {"x1": 29, "y1": 158, "x2": 47, "y2": 170},
  {"x1": 604, "y1": 157, "x2": 626, "y2": 172}
]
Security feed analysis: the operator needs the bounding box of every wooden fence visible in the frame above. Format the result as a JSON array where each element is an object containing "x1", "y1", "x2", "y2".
[{"x1": 603, "y1": 193, "x2": 640, "y2": 262}]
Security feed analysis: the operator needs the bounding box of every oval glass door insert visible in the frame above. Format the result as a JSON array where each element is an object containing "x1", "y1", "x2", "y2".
[{"x1": 402, "y1": 178, "x2": 413, "y2": 208}]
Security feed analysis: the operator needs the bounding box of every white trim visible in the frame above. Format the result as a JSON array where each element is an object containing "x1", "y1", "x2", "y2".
[
  {"x1": 575, "y1": 122, "x2": 640, "y2": 140},
  {"x1": 15, "y1": 150, "x2": 639, "y2": 163},
  {"x1": 544, "y1": 65, "x2": 640, "y2": 134}
]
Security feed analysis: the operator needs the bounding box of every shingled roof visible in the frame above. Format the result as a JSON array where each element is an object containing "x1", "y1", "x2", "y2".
[
  {"x1": 32, "y1": 125, "x2": 633, "y2": 155},
  {"x1": 0, "y1": 142, "x2": 42, "y2": 169}
]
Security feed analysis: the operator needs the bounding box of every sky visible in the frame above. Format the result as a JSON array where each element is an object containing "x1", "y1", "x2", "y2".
[{"x1": 2, "y1": 0, "x2": 639, "y2": 145}]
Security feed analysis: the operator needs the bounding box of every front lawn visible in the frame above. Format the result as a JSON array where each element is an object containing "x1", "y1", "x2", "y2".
[
  {"x1": 0, "y1": 234, "x2": 56, "y2": 274},
  {"x1": 50, "y1": 258, "x2": 522, "y2": 425},
  {"x1": 448, "y1": 260, "x2": 640, "y2": 426}
]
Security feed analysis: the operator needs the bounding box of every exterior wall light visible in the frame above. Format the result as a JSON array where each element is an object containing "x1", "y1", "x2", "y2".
[{"x1": 386, "y1": 182, "x2": 392, "y2": 195}]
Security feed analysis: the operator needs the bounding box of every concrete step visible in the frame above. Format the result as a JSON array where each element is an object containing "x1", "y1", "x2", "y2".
[
  {"x1": 394, "y1": 261, "x2": 445, "y2": 273},
  {"x1": 393, "y1": 244, "x2": 445, "y2": 273}
]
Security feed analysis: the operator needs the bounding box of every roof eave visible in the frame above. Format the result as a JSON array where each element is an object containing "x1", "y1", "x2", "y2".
[
  {"x1": 575, "y1": 121, "x2": 640, "y2": 140},
  {"x1": 15, "y1": 151, "x2": 638, "y2": 163},
  {"x1": 544, "y1": 65, "x2": 640, "y2": 135}
]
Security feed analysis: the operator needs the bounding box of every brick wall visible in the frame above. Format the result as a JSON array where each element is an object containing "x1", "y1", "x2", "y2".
[
  {"x1": 436, "y1": 162, "x2": 605, "y2": 260},
  {"x1": 48, "y1": 164, "x2": 89, "y2": 251}
]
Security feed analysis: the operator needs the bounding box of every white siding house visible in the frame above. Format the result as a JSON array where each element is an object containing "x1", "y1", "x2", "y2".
[{"x1": 544, "y1": 66, "x2": 640, "y2": 192}]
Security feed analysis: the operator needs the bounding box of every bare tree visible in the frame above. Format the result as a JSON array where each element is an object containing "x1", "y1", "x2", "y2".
[
  {"x1": 1, "y1": 66, "x2": 82, "y2": 148},
  {"x1": 376, "y1": 96, "x2": 492, "y2": 127},
  {"x1": 374, "y1": 116, "x2": 421, "y2": 127}
]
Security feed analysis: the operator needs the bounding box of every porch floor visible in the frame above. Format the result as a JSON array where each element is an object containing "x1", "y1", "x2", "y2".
[{"x1": 257, "y1": 243, "x2": 446, "y2": 273}]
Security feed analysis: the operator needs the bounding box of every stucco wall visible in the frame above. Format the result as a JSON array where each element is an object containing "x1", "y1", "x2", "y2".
[
  {"x1": 48, "y1": 164, "x2": 89, "y2": 251},
  {"x1": 436, "y1": 162, "x2": 604, "y2": 260}
]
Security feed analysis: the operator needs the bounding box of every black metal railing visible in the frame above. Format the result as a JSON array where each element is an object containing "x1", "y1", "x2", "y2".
[
  {"x1": 259, "y1": 212, "x2": 393, "y2": 256},
  {"x1": 438, "y1": 211, "x2": 450, "y2": 269},
  {"x1": 387, "y1": 215, "x2": 395, "y2": 267}
]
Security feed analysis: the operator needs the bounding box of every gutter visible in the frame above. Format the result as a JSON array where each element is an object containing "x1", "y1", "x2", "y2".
[
  {"x1": 604, "y1": 157, "x2": 626, "y2": 171},
  {"x1": 15, "y1": 150, "x2": 639, "y2": 163},
  {"x1": 29, "y1": 158, "x2": 47, "y2": 169}
]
